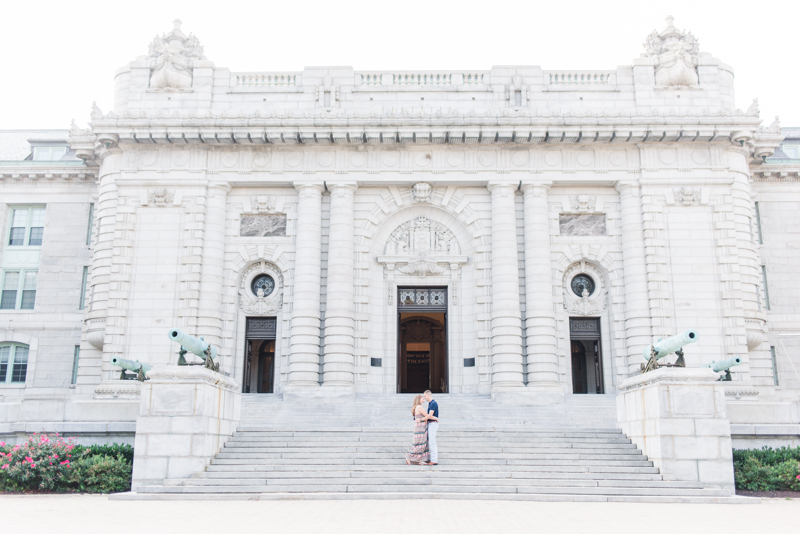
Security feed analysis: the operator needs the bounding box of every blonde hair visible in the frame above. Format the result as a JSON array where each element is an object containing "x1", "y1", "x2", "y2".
[{"x1": 411, "y1": 394, "x2": 424, "y2": 416}]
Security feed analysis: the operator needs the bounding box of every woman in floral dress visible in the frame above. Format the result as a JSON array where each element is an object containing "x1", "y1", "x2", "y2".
[{"x1": 406, "y1": 394, "x2": 436, "y2": 465}]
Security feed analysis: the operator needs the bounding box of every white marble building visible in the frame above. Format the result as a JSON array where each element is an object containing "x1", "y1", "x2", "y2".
[{"x1": 0, "y1": 17, "x2": 798, "y2": 447}]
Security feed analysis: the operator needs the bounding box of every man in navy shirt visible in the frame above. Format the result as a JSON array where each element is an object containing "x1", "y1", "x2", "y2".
[{"x1": 424, "y1": 390, "x2": 439, "y2": 465}]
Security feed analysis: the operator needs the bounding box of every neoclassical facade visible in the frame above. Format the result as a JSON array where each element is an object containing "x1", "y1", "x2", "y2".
[{"x1": 0, "y1": 18, "x2": 798, "y2": 446}]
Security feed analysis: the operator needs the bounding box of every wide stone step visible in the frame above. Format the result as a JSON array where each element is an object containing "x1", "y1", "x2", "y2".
[
  {"x1": 168, "y1": 477, "x2": 703, "y2": 489},
  {"x1": 198, "y1": 471, "x2": 665, "y2": 482},
  {"x1": 214, "y1": 451, "x2": 646, "y2": 460},
  {"x1": 221, "y1": 445, "x2": 641, "y2": 454},
  {"x1": 204, "y1": 464, "x2": 661, "y2": 474},
  {"x1": 228, "y1": 436, "x2": 633, "y2": 445},
  {"x1": 209, "y1": 458, "x2": 654, "y2": 467},
  {"x1": 137, "y1": 485, "x2": 726, "y2": 497},
  {"x1": 233, "y1": 430, "x2": 624, "y2": 437}
]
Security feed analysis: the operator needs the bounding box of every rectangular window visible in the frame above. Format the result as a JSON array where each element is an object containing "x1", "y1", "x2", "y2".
[
  {"x1": 72, "y1": 346, "x2": 80, "y2": 385},
  {"x1": 770, "y1": 346, "x2": 779, "y2": 386},
  {"x1": 6, "y1": 206, "x2": 45, "y2": 247},
  {"x1": 754, "y1": 202, "x2": 763, "y2": 245},
  {"x1": 79, "y1": 266, "x2": 89, "y2": 310},
  {"x1": 1, "y1": 271, "x2": 19, "y2": 309},
  {"x1": 0, "y1": 343, "x2": 28, "y2": 384},
  {"x1": 33, "y1": 146, "x2": 67, "y2": 161},
  {"x1": 761, "y1": 265, "x2": 770, "y2": 311},
  {"x1": 1, "y1": 270, "x2": 37, "y2": 310},
  {"x1": 86, "y1": 203, "x2": 94, "y2": 245},
  {"x1": 21, "y1": 271, "x2": 37, "y2": 309}
]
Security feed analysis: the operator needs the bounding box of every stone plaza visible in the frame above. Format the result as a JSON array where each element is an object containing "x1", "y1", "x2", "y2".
[{"x1": 0, "y1": 17, "x2": 798, "y2": 501}]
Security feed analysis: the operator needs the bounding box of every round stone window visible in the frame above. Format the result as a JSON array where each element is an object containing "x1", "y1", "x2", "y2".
[
  {"x1": 571, "y1": 274, "x2": 595, "y2": 297},
  {"x1": 251, "y1": 274, "x2": 275, "y2": 297}
]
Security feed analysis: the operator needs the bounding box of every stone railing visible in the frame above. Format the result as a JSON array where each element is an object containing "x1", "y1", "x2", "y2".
[
  {"x1": 358, "y1": 71, "x2": 488, "y2": 86},
  {"x1": 233, "y1": 72, "x2": 299, "y2": 87},
  {"x1": 547, "y1": 71, "x2": 613, "y2": 85}
]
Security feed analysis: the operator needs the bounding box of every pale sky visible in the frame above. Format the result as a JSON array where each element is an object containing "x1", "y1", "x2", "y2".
[{"x1": 1, "y1": 0, "x2": 797, "y2": 129}]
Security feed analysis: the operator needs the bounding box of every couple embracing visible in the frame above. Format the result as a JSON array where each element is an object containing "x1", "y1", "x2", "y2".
[{"x1": 405, "y1": 390, "x2": 439, "y2": 466}]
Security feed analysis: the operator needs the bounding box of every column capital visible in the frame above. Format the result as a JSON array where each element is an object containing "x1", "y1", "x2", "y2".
[
  {"x1": 327, "y1": 182, "x2": 359, "y2": 195},
  {"x1": 520, "y1": 181, "x2": 552, "y2": 196},
  {"x1": 294, "y1": 182, "x2": 325, "y2": 196},
  {"x1": 487, "y1": 182, "x2": 518, "y2": 196},
  {"x1": 614, "y1": 180, "x2": 641, "y2": 195},
  {"x1": 207, "y1": 181, "x2": 232, "y2": 195}
]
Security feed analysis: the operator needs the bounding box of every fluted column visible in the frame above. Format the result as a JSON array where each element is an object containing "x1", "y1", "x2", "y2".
[
  {"x1": 488, "y1": 183, "x2": 525, "y2": 388},
  {"x1": 521, "y1": 183, "x2": 559, "y2": 385},
  {"x1": 197, "y1": 182, "x2": 231, "y2": 349},
  {"x1": 287, "y1": 183, "x2": 324, "y2": 388},
  {"x1": 616, "y1": 181, "x2": 653, "y2": 374},
  {"x1": 322, "y1": 183, "x2": 358, "y2": 388}
]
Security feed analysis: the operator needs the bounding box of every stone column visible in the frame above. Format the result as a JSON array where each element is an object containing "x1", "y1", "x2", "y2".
[
  {"x1": 487, "y1": 183, "x2": 525, "y2": 389},
  {"x1": 197, "y1": 182, "x2": 230, "y2": 350},
  {"x1": 729, "y1": 148, "x2": 765, "y2": 380},
  {"x1": 322, "y1": 183, "x2": 357, "y2": 391},
  {"x1": 521, "y1": 183, "x2": 562, "y2": 399},
  {"x1": 616, "y1": 181, "x2": 653, "y2": 374},
  {"x1": 287, "y1": 183, "x2": 324, "y2": 389}
]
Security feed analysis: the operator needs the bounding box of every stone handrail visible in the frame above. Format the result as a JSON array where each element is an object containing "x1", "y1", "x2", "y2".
[
  {"x1": 547, "y1": 71, "x2": 613, "y2": 85},
  {"x1": 358, "y1": 71, "x2": 488, "y2": 86},
  {"x1": 233, "y1": 72, "x2": 299, "y2": 87}
]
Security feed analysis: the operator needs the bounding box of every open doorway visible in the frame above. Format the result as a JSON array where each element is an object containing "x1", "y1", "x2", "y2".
[
  {"x1": 243, "y1": 317, "x2": 276, "y2": 393},
  {"x1": 397, "y1": 287, "x2": 448, "y2": 394},
  {"x1": 569, "y1": 317, "x2": 604, "y2": 394}
]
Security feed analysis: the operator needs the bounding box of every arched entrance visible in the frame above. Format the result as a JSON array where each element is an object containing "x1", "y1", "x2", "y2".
[{"x1": 397, "y1": 287, "x2": 447, "y2": 394}]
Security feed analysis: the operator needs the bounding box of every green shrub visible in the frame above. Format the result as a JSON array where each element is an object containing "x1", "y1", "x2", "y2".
[
  {"x1": 733, "y1": 446, "x2": 800, "y2": 492},
  {"x1": 0, "y1": 433, "x2": 132, "y2": 494},
  {"x1": 73, "y1": 443, "x2": 134, "y2": 464},
  {"x1": 66, "y1": 454, "x2": 132, "y2": 493}
]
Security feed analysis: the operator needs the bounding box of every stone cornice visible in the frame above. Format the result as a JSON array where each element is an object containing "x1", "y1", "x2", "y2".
[
  {"x1": 0, "y1": 165, "x2": 98, "y2": 182},
  {"x1": 619, "y1": 367, "x2": 721, "y2": 391}
]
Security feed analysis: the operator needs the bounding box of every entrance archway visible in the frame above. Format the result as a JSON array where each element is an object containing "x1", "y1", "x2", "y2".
[{"x1": 397, "y1": 287, "x2": 448, "y2": 393}]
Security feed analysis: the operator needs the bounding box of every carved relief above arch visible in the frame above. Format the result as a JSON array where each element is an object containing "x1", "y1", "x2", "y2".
[
  {"x1": 562, "y1": 261, "x2": 608, "y2": 316},
  {"x1": 376, "y1": 215, "x2": 468, "y2": 304},
  {"x1": 238, "y1": 260, "x2": 284, "y2": 316}
]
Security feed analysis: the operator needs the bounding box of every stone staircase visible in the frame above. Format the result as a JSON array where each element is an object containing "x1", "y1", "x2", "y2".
[{"x1": 127, "y1": 394, "x2": 745, "y2": 502}]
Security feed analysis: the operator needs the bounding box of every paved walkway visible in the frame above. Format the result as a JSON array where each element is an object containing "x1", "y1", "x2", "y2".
[{"x1": 1, "y1": 495, "x2": 797, "y2": 533}]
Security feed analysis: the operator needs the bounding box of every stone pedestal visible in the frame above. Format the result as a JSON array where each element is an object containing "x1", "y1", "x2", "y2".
[
  {"x1": 617, "y1": 368, "x2": 735, "y2": 493},
  {"x1": 130, "y1": 367, "x2": 240, "y2": 491}
]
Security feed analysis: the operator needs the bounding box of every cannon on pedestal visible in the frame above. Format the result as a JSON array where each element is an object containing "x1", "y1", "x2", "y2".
[
  {"x1": 167, "y1": 328, "x2": 219, "y2": 373},
  {"x1": 641, "y1": 330, "x2": 699, "y2": 373},
  {"x1": 111, "y1": 357, "x2": 151, "y2": 382},
  {"x1": 704, "y1": 357, "x2": 742, "y2": 381}
]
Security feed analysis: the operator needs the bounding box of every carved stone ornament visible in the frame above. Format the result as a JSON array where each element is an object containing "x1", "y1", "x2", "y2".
[
  {"x1": 148, "y1": 188, "x2": 174, "y2": 206},
  {"x1": 570, "y1": 195, "x2": 596, "y2": 213},
  {"x1": 148, "y1": 19, "x2": 206, "y2": 91},
  {"x1": 239, "y1": 261, "x2": 284, "y2": 316},
  {"x1": 93, "y1": 381, "x2": 142, "y2": 400},
  {"x1": 411, "y1": 182, "x2": 433, "y2": 203},
  {"x1": 562, "y1": 262, "x2": 607, "y2": 316},
  {"x1": 725, "y1": 388, "x2": 759, "y2": 400},
  {"x1": 644, "y1": 16, "x2": 700, "y2": 89},
  {"x1": 385, "y1": 216, "x2": 460, "y2": 256},
  {"x1": 377, "y1": 216, "x2": 468, "y2": 305},
  {"x1": 250, "y1": 195, "x2": 276, "y2": 213},
  {"x1": 674, "y1": 186, "x2": 699, "y2": 205}
]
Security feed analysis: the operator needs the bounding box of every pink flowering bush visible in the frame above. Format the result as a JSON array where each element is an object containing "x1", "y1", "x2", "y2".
[
  {"x1": 0, "y1": 433, "x2": 76, "y2": 491},
  {"x1": 0, "y1": 434, "x2": 132, "y2": 493}
]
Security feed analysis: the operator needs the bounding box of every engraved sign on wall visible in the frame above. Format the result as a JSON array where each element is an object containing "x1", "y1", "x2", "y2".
[
  {"x1": 240, "y1": 214, "x2": 287, "y2": 237},
  {"x1": 559, "y1": 214, "x2": 607, "y2": 236}
]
